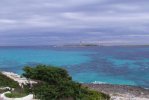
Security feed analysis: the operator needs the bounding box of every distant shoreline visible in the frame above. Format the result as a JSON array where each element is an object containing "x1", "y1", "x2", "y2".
[{"x1": 1, "y1": 44, "x2": 149, "y2": 47}]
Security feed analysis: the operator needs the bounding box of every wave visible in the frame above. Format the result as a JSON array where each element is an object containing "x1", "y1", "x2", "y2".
[{"x1": 92, "y1": 81, "x2": 106, "y2": 84}]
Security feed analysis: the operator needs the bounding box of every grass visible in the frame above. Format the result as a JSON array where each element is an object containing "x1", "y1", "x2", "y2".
[
  {"x1": 0, "y1": 72, "x2": 29, "y2": 98},
  {"x1": 0, "y1": 72, "x2": 19, "y2": 88},
  {"x1": 5, "y1": 92, "x2": 28, "y2": 98}
]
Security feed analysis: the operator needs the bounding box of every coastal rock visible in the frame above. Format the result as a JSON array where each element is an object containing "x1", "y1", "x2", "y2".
[{"x1": 83, "y1": 84, "x2": 149, "y2": 100}]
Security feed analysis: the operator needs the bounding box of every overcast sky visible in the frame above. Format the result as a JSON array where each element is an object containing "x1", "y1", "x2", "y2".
[{"x1": 0, "y1": 0, "x2": 149, "y2": 46}]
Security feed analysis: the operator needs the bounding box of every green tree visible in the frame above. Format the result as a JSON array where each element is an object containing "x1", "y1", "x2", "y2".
[{"x1": 22, "y1": 65, "x2": 110, "y2": 100}]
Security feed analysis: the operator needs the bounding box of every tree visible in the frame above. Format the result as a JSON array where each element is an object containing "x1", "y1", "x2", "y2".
[{"x1": 22, "y1": 65, "x2": 110, "y2": 100}]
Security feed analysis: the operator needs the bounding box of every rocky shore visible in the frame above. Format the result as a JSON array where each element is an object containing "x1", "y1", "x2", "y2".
[{"x1": 83, "y1": 84, "x2": 149, "y2": 100}]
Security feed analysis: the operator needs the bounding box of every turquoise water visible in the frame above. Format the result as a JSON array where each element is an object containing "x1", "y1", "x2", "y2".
[{"x1": 0, "y1": 46, "x2": 149, "y2": 88}]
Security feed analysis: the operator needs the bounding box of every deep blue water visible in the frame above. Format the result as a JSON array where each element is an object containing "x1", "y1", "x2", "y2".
[{"x1": 0, "y1": 46, "x2": 149, "y2": 88}]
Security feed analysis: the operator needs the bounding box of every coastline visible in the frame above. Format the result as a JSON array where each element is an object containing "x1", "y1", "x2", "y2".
[
  {"x1": 1, "y1": 71, "x2": 149, "y2": 100},
  {"x1": 83, "y1": 83, "x2": 149, "y2": 100}
]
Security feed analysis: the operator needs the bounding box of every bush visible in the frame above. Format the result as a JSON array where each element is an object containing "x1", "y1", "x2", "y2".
[
  {"x1": 23, "y1": 65, "x2": 71, "y2": 84},
  {"x1": 22, "y1": 65, "x2": 110, "y2": 100}
]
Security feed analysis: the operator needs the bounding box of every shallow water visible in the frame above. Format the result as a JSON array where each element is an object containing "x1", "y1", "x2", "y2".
[{"x1": 0, "y1": 46, "x2": 149, "y2": 88}]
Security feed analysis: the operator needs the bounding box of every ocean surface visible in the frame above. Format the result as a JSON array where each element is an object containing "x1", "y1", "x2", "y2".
[{"x1": 0, "y1": 46, "x2": 149, "y2": 88}]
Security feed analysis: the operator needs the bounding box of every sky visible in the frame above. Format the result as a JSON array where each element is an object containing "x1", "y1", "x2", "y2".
[{"x1": 0, "y1": 0, "x2": 149, "y2": 46}]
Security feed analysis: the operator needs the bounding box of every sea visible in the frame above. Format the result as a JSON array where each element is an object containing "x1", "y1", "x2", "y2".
[{"x1": 0, "y1": 46, "x2": 149, "y2": 88}]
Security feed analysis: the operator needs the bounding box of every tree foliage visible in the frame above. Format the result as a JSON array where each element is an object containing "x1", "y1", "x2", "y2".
[{"x1": 23, "y1": 65, "x2": 110, "y2": 100}]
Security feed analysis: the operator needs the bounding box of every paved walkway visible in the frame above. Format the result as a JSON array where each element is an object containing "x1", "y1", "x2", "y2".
[{"x1": 0, "y1": 94, "x2": 3, "y2": 100}]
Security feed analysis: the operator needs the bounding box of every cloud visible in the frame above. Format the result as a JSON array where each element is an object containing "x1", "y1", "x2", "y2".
[{"x1": 0, "y1": 0, "x2": 149, "y2": 45}]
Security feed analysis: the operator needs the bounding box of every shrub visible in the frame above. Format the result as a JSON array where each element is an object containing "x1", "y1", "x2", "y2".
[{"x1": 22, "y1": 65, "x2": 110, "y2": 100}]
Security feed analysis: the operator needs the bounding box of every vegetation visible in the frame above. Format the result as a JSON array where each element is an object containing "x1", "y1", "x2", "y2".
[
  {"x1": 0, "y1": 72, "x2": 19, "y2": 88},
  {"x1": 81, "y1": 44, "x2": 98, "y2": 46},
  {"x1": 23, "y1": 65, "x2": 110, "y2": 100},
  {"x1": 0, "y1": 72, "x2": 28, "y2": 97},
  {"x1": 5, "y1": 92, "x2": 28, "y2": 98},
  {"x1": 0, "y1": 89, "x2": 7, "y2": 93},
  {"x1": 0, "y1": 65, "x2": 110, "y2": 100}
]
